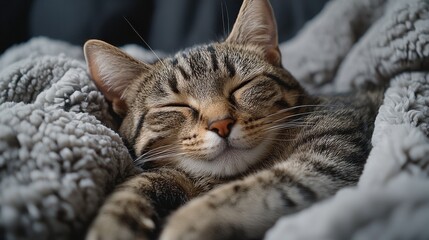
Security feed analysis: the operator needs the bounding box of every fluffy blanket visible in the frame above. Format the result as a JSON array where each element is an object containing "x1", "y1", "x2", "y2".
[{"x1": 0, "y1": 0, "x2": 428, "y2": 239}]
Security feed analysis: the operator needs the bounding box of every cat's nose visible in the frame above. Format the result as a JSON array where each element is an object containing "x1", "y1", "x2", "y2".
[{"x1": 208, "y1": 118, "x2": 235, "y2": 138}]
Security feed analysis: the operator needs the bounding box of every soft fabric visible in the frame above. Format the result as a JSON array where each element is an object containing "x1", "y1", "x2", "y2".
[
  {"x1": 267, "y1": 0, "x2": 429, "y2": 239},
  {"x1": 0, "y1": 0, "x2": 428, "y2": 240}
]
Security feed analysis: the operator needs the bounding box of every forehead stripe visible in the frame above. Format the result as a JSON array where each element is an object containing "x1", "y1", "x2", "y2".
[
  {"x1": 168, "y1": 75, "x2": 180, "y2": 94},
  {"x1": 224, "y1": 55, "x2": 236, "y2": 77},
  {"x1": 207, "y1": 46, "x2": 219, "y2": 71},
  {"x1": 188, "y1": 53, "x2": 200, "y2": 77},
  {"x1": 177, "y1": 65, "x2": 190, "y2": 80}
]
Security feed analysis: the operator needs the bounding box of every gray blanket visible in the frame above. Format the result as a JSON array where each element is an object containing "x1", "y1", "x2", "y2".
[{"x1": 1, "y1": 0, "x2": 428, "y2": 239}]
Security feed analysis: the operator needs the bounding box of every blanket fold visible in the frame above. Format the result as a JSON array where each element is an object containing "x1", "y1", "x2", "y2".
[
  {"x1": 269, "y1": 0, "x2": 429, "y2": 239},
  {"x1": 0, "y1": 38, "x2": 139, "y2": 239},
  {"x1": 1, "y1": 0, "x2": 428, "y2": 239}
]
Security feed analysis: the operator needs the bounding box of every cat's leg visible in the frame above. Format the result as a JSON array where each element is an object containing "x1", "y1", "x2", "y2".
[
  {"x1": 86, "y1": 168, "x2": 195, "y2": 240},
  {"x1": 160, "y1": 160, "x2": 352, "y2": 240}
]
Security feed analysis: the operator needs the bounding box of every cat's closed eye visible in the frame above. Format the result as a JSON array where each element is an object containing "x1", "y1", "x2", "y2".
[
  {"x1": 157, "y1": 103, "x2": 199, "y2": 120},
  {"x1": 229, "y1": 77, "x2": 257, "y2": 96},
  {"x1": 231, "y1": 78, "x2": 282, "y2": 113},
  {"x1": 161, "y1": 103, "x2": 195, "y2": 110}
]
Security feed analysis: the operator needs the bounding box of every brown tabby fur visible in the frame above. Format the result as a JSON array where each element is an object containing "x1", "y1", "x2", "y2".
[{"x1": 83, "y1": 0, "x2": 383, "y2": 239}]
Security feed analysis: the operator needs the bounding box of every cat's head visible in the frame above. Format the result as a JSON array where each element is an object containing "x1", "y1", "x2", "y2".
[{"x1": 84, "y1": 0, "x2": 308, "y2": 178}]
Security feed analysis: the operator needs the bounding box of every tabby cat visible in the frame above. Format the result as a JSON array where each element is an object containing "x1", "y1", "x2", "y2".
[{"x1": 83, "y1": 0, "x2": 382, "y2": 239}]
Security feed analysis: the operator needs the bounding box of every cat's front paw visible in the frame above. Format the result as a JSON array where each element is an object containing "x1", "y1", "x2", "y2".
[
  {"x1": 86, "y1": 217, "x2": 148, "y2": 240},
  {"x1": 86, "y1": 189, "x2": 159, "y2": 240},
  {"x1": 160, "y1": 184, "x2": 251, "y2": 240},
  {"x1": 160, "y1": 198, "x2": 225, "y2": 240},
  {"x1": 86, "y1": 210, "x2": 155, "y2": 240}
]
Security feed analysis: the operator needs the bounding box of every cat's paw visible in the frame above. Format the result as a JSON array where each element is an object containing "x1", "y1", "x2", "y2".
[
  {"x1": 86, "y1": 212, "x2": 155, "y2": 240},
  {"x1": 160, "y1": 185, "x2": 249, "y2": 240},
  {"x1": 160, "y1": 199, "x2": 225, "y2": 240}
]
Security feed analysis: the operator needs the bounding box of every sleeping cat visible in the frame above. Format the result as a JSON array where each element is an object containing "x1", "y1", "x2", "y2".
[{"x1": 83, "y1": 0, "x2": 382, "y2": 239}]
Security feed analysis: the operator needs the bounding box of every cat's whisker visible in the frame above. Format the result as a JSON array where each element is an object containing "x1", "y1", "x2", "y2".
[
  {"x1": 225, "y1": 0, "x2": 231, "y2": 35},
  {"x1": 269, "y1": 104, "x2": 332, "y2": 117},
  {"x1": 281, "y1": 103, "x2": 337, "y2": 113},
  {"x1": 267, "y1": 110, "x2": 328, "y2": 124},
  {"x1": 143, "y1": 144, "x2": 180, "y2": 154},
  {"x1": 271, "y1": 114, "x2": 312, "y2": 122},
  {"x1": 135, "y1": 144, "x2": 181, "y2": 162},
  {"x1": 262, "y1": 125, "x2": 309, "y2": 134},
  {"x1": 272, "y1": 118, "x2": 316, "y2": 125},
  {"x1": 137, "y1": 145, "x2": 178, "y2": 160},
  {"x1": 137, "y1": 150, "x2": 180, "y2": 162},
  {"x1": 135, "y1": 152, "x2": 176, "y2": 165},
  {"x1": 253, "y1": 136, "x2": 297, "y2": 142},
  {"x1": 123, "y1": 17, "x2": 166, "y2": 68},
  {"x1": 260, "y1": 119, "x2": 316, "y2": 132},
  {"x1": 264, "y1": 123, "x2": 313, "y2": 130},
  {"x1": 137, "y1": 152, "x2": 189, "y2": 164},
  {"x1": 260, "y1": 116, "x2": 309, "y2": 128},
  {"x1": 262, "y1": 108, "x2": 315, "y2": 121},
  {"x1": 221, "y1": 1, "x2": 226, "y2": 37},
  {"x1": 137, "y1": 146, "x2": 182, "y2": 161}
]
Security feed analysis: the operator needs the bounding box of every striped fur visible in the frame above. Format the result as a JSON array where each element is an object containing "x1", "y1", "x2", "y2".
[{"x1": 84, "y1": 0, "x2": 383, "y2": 239}]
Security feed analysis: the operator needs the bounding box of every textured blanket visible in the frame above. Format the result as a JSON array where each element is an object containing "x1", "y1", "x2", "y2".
[{"x1": 0, "y1": 0, "x2": 428, "y2": 239}]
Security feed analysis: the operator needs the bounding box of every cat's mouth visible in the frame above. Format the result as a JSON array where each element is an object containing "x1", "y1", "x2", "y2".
[
  {"x1": 205, "y1": 125, "x2": 271, "y2": 161},
  {"x1": 177, "y1": 128, "x2": 272, "y2": 177},
  {"x1": 205, "y1": 135, "x2": 248, "y2": 161},
  {"x1": 179, "y1": 136, "x2": 270, "y2": 177},
  {"x1": 211, "y1": 143, "x2": 241, "y2": 160}
]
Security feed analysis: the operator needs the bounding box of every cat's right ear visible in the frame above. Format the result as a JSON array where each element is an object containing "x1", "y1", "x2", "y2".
[
  {"x1": 84, "y1": 39, "x2": 150, "y2": 117},
  {"x1": 226, "y1": 0, "x2": 281, "y2": 66}
]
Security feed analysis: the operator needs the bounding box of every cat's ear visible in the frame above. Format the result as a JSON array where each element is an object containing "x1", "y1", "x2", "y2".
[
  {"x1": 84, "y1": 39, "x2": 150, "y2": 117},
  {"x1": 226, "y1": 0, "x2": 281, "y2": 66}
]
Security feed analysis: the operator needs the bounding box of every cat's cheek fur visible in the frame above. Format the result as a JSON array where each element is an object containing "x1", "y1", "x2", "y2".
[{"x1": 229, "y1": 124, "x2": 262, "y2": 149}]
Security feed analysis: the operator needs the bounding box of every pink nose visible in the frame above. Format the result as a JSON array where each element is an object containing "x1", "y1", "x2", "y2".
[{"x1": 209, "y1": 118, "x2": 235, "y2": 138}]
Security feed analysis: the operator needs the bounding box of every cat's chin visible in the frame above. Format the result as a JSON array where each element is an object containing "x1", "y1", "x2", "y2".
[{"x1": 177, "y1": 134, "x2": 271, "y2": 177}]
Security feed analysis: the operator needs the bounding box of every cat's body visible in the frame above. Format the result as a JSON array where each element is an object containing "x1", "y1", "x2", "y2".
[{"x1": 83, "y1": 0, "x2": 383, "y2": 239}]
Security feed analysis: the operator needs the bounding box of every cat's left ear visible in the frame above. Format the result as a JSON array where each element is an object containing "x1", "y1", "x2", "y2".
[
  {"x1": 84, "y1": 40, "x2": 151, "y2": 117},
  {"x1": 226, "y1": 0, "x2": 281, "y2": 66}
]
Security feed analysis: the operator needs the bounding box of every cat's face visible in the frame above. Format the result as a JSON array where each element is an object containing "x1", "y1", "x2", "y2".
[{"x1": 84, "y1": 0, "x2": 307, "y2": 177}]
